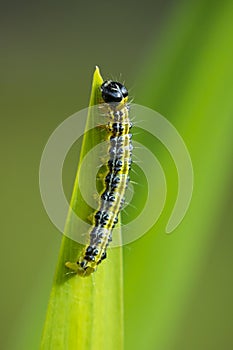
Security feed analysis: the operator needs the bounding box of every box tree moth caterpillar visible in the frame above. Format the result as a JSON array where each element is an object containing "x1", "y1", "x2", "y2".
[{"x1": 65, "y1": 80, "x2": 132, "y2": 276}]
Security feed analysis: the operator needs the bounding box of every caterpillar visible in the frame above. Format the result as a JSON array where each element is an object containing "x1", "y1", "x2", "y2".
[{"x1": 65, "y1": 80, "x2": 132, "y2": 276}]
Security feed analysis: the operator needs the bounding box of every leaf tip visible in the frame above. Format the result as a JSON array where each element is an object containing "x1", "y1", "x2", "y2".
[{"x1": 93, "y1": 65, "x2": 104, "y2": 85}]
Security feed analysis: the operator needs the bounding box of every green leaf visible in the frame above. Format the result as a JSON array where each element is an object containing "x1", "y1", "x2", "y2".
[
  {"x1": 124, "y1": 1, "x2": 233, "y2": 349},
  {"x1": 40, "y1": 66, "x2": 124, "y2": 350}
]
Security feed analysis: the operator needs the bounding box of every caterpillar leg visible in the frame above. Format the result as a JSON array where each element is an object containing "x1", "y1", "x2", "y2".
[{"x1": 65, "y1": 261, "x2": 96, "y2": 277}]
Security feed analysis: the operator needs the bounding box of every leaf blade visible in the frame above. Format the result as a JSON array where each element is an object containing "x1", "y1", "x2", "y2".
[{"x1": 40, "y1": 66, "x2": 124, "y2": 350}]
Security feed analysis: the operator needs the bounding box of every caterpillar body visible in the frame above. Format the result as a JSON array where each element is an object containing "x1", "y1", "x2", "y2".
[{"x1": 65, "y1": 80, "x2": 132, "y2": 276}]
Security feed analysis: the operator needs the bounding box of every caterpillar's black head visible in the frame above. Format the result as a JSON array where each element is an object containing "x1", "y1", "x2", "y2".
[{"x1": 101, "y1": 80, "x2": 128, "y2": 103}]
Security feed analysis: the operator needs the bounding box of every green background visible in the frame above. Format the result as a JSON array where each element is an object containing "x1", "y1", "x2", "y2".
[{"x1": 1, "y1": 0, "x2": 233, "y2": 349}]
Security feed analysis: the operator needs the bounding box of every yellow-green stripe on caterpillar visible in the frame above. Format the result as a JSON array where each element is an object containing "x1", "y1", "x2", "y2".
[{"x1": 65, "y1": 80, "x2": 132, "y2": 276}]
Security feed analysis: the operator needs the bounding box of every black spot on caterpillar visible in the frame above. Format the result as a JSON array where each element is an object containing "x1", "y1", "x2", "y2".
[{"x1": 65, "y1": 80, "x2": 132, "y2": 276}]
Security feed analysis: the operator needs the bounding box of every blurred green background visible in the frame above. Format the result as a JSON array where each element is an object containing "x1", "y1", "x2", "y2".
[{"x1": 1, "y1": 0, "x2": 233, "y2": 349}]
